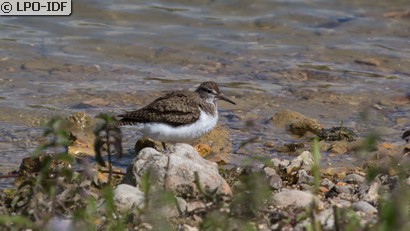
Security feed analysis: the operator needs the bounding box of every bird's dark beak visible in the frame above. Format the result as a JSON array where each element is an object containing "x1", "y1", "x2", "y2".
[{"x1": 218, "y1": 94, "x2": 236, "y2": 105}]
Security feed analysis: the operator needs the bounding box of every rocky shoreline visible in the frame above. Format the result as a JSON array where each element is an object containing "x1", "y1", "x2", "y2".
[{"x1": 0, "y1": 111, "x2": 409, "y2": 230}]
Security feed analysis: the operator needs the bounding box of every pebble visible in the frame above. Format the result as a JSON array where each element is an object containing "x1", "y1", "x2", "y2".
[
  {"x1": 298, "y1": 170, "x2": 314, "y2": 184},
  {"x1": 268, "y1": 174, "x2": 283, "y2": 190},
  {"x1": 329, "y1": 198, "x2": 352, "y2": 208},
  {"x1": 270, "y1": 158, "x2": 290, "y2": 170},
  {"x1": 272, "y1": 189, "x2": 323, "y2": 209},
  {"x1": 344, "y1": 174, "x2": 365, "y2": 184},
  {"x1": 320, "y1": 178, "x2": 335, "y2": 190},
  {"x1": 263, "y1": 167, "x2": 277, "y2": 177},
  {"x1": 335, "y1": 185, "x2": 355, "y2": 194},
  {"x1": 352, "y1": 201, "x2": 377, "y2": 214}
]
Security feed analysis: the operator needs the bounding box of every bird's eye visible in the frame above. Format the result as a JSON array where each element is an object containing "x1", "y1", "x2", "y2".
[{"x1": 207, "y1": 89, "x2": 212, "y2": 93}]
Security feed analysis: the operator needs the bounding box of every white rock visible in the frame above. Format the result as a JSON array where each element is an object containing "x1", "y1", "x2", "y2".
[
  {"x1": 272, "y1": 189, "x2": 323, "y2": 209},
  {"x1": 123, "y1": 143, "x2": 232, "y2": 197},
  {"x1": 361, "y1": 181, "x2": 380, "y2": 204},
  {"x1": 113, "y1": 184, "x2": 145, "y2": 213},
  {"x1": 287, "y1": 151, "x2": 314, "y2": 173},
  {"x1": 182, "y1": 224, "x2": 199, "y2": 231},
  {"x1": 186, "y1": 200, "x2": 206, "y2": 213},
  {"x1": 329, "y1": 198, "x2": 352, "y2": 208},
  {"x1": 154, "y1": 196, "x2": 187, "y2": 218},
  {"x1": 317, "y1": 208, "x2": 335, "y2": 230},
  {"x1": 352, "y1": 201, "x2": 377, "y2": 214}
]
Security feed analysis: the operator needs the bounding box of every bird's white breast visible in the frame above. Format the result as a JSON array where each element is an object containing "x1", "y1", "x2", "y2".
[{"x1": 135, "y1": 110, "x2": 218, "y2": 143}]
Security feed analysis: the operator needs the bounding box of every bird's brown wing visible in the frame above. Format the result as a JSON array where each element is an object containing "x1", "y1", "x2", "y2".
[{"x1": 117, "y1": 91, "x2": 201, "y2": 127}]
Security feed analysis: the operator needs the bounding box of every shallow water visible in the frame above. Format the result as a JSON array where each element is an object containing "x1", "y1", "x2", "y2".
[{"x1": 0, "y1": 0, "x2": 409, "y2": 177}]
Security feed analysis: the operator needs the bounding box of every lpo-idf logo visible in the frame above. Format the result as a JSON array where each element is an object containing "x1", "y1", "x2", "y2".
[{"x1": 1, "y1": 0, "x2": 71, "y2": 15}]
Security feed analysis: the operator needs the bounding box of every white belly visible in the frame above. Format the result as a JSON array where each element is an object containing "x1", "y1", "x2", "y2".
[{"x1": 135, "y1": 110, "x2": 218, "y2": 143}]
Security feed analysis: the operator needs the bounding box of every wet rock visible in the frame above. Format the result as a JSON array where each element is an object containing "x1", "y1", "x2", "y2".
[
  {"x1": 17, "y1": 154, "x2": 71, "y2": 184},
  {"x1": 65, "y1": 112, "x2": 96, "y2": 156},
  {"x1": 196, "y1": 125, "x2": 232, "y2": 163},
  {"x1": 344, "y1": 173, "x2": 365, "y2": 184},
  {"x1": 354, "y1": 58, "x2": 381, "y2": 66},
  {"x1": 383, "y1": 9, "x2": 410, "y2": 18},
  {"x1": 284, "y1": 142, "x2": 305, "y2": 152},
  {"x1": 21, "y1": 59, "x2": 99, "y2": 74},
  {"x1": 288, "y1": 119, "x2": 322, "y2": 136},
  {"x1": 272, "y1": 189, "x2": 323, "y2": 209},
  {"x1": 317, "y1": 126, "x2": 357, "y2": 142},
  {"x1": 287, "y1": 151, "x2": 314, "y2": 174},
  {"x1": 268, "y1": 109, "x2": 322, "y2": 136},
  {"x1": 270, "y1": 142, "x2": 305, "y2": 153},
  {"x1": 402, "y1": 129, "x2": 410, "y2": 142},
  {"x1": 113, "y1": 184, "x2": 145, "y2": 213},
  {"x1": 122, "y1": 143, "x2": 232, "y2": 198},
  {"x1": 74, "y1": 98, "x2": 110, "y2": 108},
  {"x1": 328, "y1": 141, "x2": 349, "y2": 154},
  {"x1": 352, "y1": 201, "x2": 377, "y2": 214}
]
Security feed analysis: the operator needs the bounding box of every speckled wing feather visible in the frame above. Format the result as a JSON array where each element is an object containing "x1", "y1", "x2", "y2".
[{"x1": 117, "y1": 90, "x2": 201, "y2": 127}]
